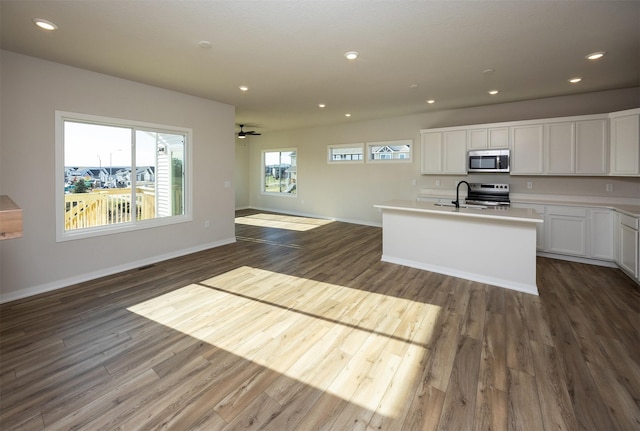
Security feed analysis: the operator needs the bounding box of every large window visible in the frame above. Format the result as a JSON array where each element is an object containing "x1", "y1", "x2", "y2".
[
  {"x1": 56, "y1": 111, "x2": 191, "y2": 241},
  {"x1": 263, "y1": 149, "x2": 297, "y2": 195}
]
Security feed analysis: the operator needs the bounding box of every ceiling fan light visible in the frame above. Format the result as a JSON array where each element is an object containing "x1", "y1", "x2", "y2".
[{"x1": 238, "y1": 134, "x2": 246, "y2": 139}]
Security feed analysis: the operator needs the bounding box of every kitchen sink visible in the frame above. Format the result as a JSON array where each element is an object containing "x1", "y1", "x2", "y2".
[{"x1": 434, "y1": 202, "x2": 488, "y2": 209}]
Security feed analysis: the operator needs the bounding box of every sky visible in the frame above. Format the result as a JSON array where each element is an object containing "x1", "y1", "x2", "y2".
[{"x1": 64, "y1": 121, "x2": 158, "y2": 167}]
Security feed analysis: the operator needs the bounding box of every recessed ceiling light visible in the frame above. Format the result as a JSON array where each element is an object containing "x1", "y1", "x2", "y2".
[
  {"x1": 482, "y1": 68, "x2": 495, "y2": 74},
  {"x1": 569, "y1": 77, "x2": 582, "y2": 83},
  {"x1": 427, "y1": 99, "x2": 436, "y2": 104},
  {"x1": 488, "y1": 90, "x2": 499, "y2": 95},
  {"x1": 345, "y1": 113, "x2": 351, "y2": 117},
  {"x1": 586, "y1": 51, "x2": 606, "y2": 60},
  {"x1": 318, "y1": 104, "x2": 326, "y2": 108},
  {"x1": 198, "y1": 40, "x2": 212, "y2": 49},
  {"x1": 409, "y1": 83, "x2": 419, "y2": 89},
  {"x1": 239, "y1": 85, "x2": 249, "y2": 92},
  {"x1": 344, "y1": 51, "x2": 359, "y2": 60},
  {"x1": 33, "y1": 18, "x2": 58, "y2": 31}
]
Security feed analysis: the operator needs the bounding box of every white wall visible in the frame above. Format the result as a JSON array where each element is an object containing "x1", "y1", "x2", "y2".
[
  {"x1": 0, "y1": 51, "x2": 236, "y2": 302},
  {"x1": 246, "y1": 88, "x2": 640, "y2": 225}
]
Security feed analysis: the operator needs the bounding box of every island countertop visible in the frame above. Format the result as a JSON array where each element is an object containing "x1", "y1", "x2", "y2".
[{"x1": 375, "y1": 199, "x2": 543, "y2": 224}]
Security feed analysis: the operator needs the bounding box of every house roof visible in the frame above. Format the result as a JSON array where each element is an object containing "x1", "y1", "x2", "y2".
[{"x1": 1, "y1": 1, "x2": 638, "y2": 132}]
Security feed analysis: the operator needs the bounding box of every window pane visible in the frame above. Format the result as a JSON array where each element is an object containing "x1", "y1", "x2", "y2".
[
  {"x1": 264, "y1": 150, "x2": 296, "y2": 194},
  {"x1": 367, "y1": 141, "x2": 412, "y2": 162},
  {"x1": 329, "y1": 145, "x2": 364, "y2": 162},
  {"x1": 136, "y1": 131, "x2": 185, "y2": 220},
  {"x1": 64, "y1": 121, "x2": 132, "y2": 230}
]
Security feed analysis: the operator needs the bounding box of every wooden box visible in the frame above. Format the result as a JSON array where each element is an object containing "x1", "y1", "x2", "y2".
[{"x1": 0, "y1": 195, "x2": 23, "y2": 240}]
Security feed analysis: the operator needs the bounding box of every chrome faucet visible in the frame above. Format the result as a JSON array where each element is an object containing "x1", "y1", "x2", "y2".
[{"x1": 452, "y1": 180, "x2": 471, "y2": 208}]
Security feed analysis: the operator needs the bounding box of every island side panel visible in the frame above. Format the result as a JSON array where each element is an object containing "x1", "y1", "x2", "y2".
[{"x1": 380, "y1": 209, "x2": 539, "y2": 295}]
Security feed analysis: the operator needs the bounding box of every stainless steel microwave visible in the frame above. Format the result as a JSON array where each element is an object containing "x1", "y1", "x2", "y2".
[{"x1": 468, "y1": 149, "x2": 510, "y2": 173}]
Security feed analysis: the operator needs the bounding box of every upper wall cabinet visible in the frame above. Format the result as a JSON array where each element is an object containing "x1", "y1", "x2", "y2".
[
  {"x1": 468, "y1": 127, "x2": 509, "y2": 150},
  {"x1": 545, "y1": 118, "x2": 608, "y2": 175},
  {"x1": 510, "y1": 124, "x2": 544, "y2": 175},
  {"x1": 610, "y1": 108, "x2": 640, "y2": 176},
  {"x1": 420, "y1": 130, "x2": 467, "y2": 174}
]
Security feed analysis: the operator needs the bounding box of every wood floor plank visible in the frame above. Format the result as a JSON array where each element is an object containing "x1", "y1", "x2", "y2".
[
  {"x1": 0, "y1": 209, "x2": 638, "y2": 430},
  {"x1": 436, "y1": 335, "x2": 483, "y2": 431},
  {"x1": 507, "y1": 368, "x2": 544, "y2": 431},
  {"x1": 529, "y1": 340, "x2": 578, "y2": 431}
]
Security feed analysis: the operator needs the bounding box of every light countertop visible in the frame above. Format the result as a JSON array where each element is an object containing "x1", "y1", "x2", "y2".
[
  {"x1": 416, "y1": 190, "x2": 640, "y2": 218},
  {"x1": 375, "y1": 199, "x2": 543, "y2": 224}
]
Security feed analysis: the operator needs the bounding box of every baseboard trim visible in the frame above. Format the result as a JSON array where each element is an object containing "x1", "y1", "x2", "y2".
[{"x1": 0, "y1": 237, "x2": 237, "y2": 304}]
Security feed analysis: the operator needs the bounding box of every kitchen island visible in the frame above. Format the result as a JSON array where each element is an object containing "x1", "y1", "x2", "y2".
[{"x1": 374, "y1": 200, "x2": 543, "y2": 295}]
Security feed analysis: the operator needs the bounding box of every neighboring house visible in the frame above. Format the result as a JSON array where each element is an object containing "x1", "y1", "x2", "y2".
[{"x1": 370, "y1": 144, "x2": 411, "y2": 160}]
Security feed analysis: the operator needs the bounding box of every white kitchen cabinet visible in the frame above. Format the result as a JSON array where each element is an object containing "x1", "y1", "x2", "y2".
[
  {"x1": 545, "y1": 122, "x2": 575, "y2": 174},
  {"x1": 618, "y1": 213, "x2": 639, "y2": 278},
  {"x1": 589, "y1": 208, "x2": 614, "y2": 260},
  {"x1": 610, "y1": 109, "x2": 640, "y2": 176},
  {"x1": 420, "y1": 130, "x2": 467, "y2": 174},
  {"x1": 421, "y1": 132, "x2": 442, "y2": 174},
  {"x1": 546, "y1": 206, "x2": 587, "y2": 256},
  {"x1": 575, "y1": 119, "x2": 608, "y2": 175},
  {"x1": 468, "y1": 127, "x2": 509, "y2": 149},
  {"x1": 511, "y1": 124, "x2": 544, "y2": 175},
  {"x1": 544, "y1": 118, "x2": 608, "y2": 175}
]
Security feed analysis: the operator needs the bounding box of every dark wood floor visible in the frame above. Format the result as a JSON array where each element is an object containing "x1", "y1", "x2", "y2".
[{"x1": 1, "y1": 209, "x2": 639, "y2": 430}]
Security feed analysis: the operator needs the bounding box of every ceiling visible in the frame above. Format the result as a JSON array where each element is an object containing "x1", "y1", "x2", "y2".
[{"x1": 1, "y1": 1, "x2": 639, "y2": 134}]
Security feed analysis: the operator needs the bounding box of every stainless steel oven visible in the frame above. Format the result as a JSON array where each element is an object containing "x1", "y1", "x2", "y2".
[{"x1": 465, "y1": 183, "x2": 510, "y2": 206}]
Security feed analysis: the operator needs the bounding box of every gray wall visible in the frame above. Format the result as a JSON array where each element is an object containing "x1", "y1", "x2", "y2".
[
  {"x1": 0, "y1": 51, "x2": 236, "y2": 302},
  {"x1": 244, "y1": 87, "x2": 640, "y2": 225}
]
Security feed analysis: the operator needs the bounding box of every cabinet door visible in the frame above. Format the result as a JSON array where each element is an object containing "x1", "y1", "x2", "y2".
[
  {"x1": 610, "y1": 114, "x2": 640, "y2": 176},
  {"x1": 576, "y1": 119, "x2": 608, "y2": 175},
  {"x1": 468, "y1": 129, "x2": 487, "y2": 149},
  {"x1": 619, "y1": 224, "x2": 639, "y2": 278},
  {"x1": 511, "y1": 124, "x2": 544, "y2": 174},
  {"x1": 488, "y1": 127, "x2": 509, "y2": 148},
  {"x1": 590, "y1": 209, "x2": 614, "y2": 260},
  {"x1": 421, "y1": 132, "x2": 442, "y2": 174},
  {"x1": 546, "y1": 122, "x2": 575, "y2": 174},
  {"x1": 546, "y1": 206, "x2": 587, "y2": 256},
  {"x1": 443, "y1": 130, "x2": 467, "y2": 174}
]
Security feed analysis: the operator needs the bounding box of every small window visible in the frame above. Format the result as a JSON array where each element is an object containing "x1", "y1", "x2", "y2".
[
  {"x1": 263, "y1": 149, "x2": 297, "y2": 195},
  {"x1": 56, "y1": 111, "x2": 192, "y2": 241},
  {"x1": 328, "y1": 144, "x2": 364, "y2": 164},
  {"x1": 367, "y1": 140, "x2": 412, "y2": 163}
]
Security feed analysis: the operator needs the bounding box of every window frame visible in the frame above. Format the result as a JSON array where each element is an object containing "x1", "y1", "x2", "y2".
[
  {"x1": 55, "y1": 111, "x2": 193, "y2": 242},
  {"x1": 261, "y1": 148, "x2": 298, "y2": 197},
  {"x1": 327, "y1": 143, "x2": 365, "y2": 164},
  {"x1": 366, "y1": 140, "x2": 413, "y2": 163}
]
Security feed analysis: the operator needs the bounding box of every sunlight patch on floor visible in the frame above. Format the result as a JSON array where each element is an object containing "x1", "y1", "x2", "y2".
[
  {"x1": 234, "y1": 213, "x2": 333, "y2": 231},
  {"x1": 127, "y1": 266, "x2": 441, "y2": 418}
]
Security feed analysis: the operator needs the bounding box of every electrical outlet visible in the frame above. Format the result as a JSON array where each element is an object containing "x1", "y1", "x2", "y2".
[
  {"x1": 527, "y1": 182, "x2": 533, "y2": 189},
  {"x1": 204, "y1": 220, "x2": 210, "y2": 228},
  {"x1": 606, "y1": 183, "x2": 613, "y2": 192}
]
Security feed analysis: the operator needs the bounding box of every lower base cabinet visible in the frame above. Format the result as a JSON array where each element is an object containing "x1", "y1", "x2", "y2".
[
  {"x1": 618, "y1": 214, "x2": 639, "y2": 279},
  {"x1": 546, "y1": 206, "x2": 587, "y2": 256}
]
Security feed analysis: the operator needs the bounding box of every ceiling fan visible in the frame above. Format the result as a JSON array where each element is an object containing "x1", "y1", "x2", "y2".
[{"x1": 237, "y1": 124, "x2": 261, "y2": 139}]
